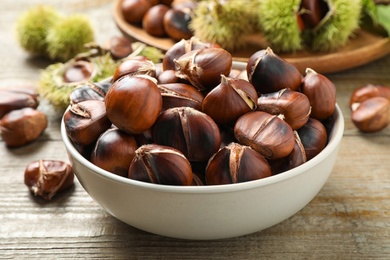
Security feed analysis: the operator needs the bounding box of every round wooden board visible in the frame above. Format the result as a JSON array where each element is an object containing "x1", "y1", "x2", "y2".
[{"x1": 113, "y1": 0, "x2": 390, "y2": 74}]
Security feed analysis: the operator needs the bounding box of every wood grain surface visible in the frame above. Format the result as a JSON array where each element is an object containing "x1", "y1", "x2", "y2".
[{"x1": 1, "y1": 0, "x2": 390, "y2": 259}]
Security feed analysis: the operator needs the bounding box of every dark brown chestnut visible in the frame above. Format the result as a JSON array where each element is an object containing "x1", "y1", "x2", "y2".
[
  {"x1": 0, "y1": 107, "x2": 47, "y2": 147},
  {"x1": 111, "y1": 57, "x2": 156, "y2": 82},
  {"x1": 234, "y1": 111, "x2": 295, "y2": 160},
  {"x1": 158, "y1": 83, "x2": 204, "y2": 111},
  {"x1": 301, "y1": 68, "x2": 336, "y2": 120},
  {"x1": 246, "y1": 47, "x2": 302, "y2": 94},
  {"x1": 105, "y1": 75, "x2": 162, "y2": 134},
  {"x1": 174, "y1": 47, "x2": 232, "y2": 92},
  {"x1": 121, "y1": 0, "x2": 154, "y2": 24},
  {"x1": 91, "y1": 128, "x2": 138, "y2": 177},
  {"x1": 351, "y1": 96, "x2": 390, "y2": 133},
  {"x1": 205, "y1": 142, "x2": 271, "y2": 185},
  {"x1": 24, "y1": 160, "x2": 74, "y2": 201},
  {"x1": 128, "y1": 144, "x2": 193, "y2": 185},
  {"x1": 105, "y1": 36, "x2": 133, "y2": 60},
  {"x1": 299, "y1": 0, "x2": 329, "y2": 29},
  {"x1": 69, "y1": 82, "x2": 106, "y2": 104},
  {"x1": 202, "y1": 75, "x2": 258, "y2": 125},
  {"x1": 143, "y1": 4, "x2": 170, "y2": 37},
  {"x1": 297, "y1": 118, "x2": 328, "y2": 160},
  {"x1": 153, "y1": 107, "x2": 221, "y2": 162},
  {"x1": 257, "y1": 88, "x2": 311, "y2": 130},
  {"x1": 63, "y1": 100, "x2": 111, "y2": 146},
  {"x1": 0, "y1": 89, "x2": 39, "y2": 118},
  {"x1": 163, "y1": 8, "x2": 193, "y2": 41}
]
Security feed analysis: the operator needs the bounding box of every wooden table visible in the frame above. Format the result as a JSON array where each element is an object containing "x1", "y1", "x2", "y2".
[{"x1": 1, "y1": 0, "x2": 390, "y2": 259}]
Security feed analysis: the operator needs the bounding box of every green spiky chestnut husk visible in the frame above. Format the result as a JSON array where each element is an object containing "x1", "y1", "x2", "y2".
[
  {"x1": 46, "y1": 15, "x2": 95, "y2": 62},
  {"x1": 16, "y1": 5, "x2": 61, "y2": 56},
  {"x1": 190, "y1": 0, "x2": 259, "y2": 50},
  {"x1": 258, "y1": 0, "x2": 303, "y2": 53},
  {"x1": 308, "y1": 0, "x2": 362, "y2": 52}
]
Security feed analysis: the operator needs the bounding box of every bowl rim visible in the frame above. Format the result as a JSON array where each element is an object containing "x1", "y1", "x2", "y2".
[{"x1": 61, "y1": 102, "x2": 344, "y2": 194}]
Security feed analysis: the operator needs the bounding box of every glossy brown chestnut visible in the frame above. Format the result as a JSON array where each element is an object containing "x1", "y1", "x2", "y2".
[
  {"x1": 163, "y1": 8, "x2": 193, "y2": 41},
  {"x1": 0, "y1": 89, "x2": 39, "y2": 118},
  {"x1": 301, "y1": 68, "x2": 336, "y2": 120},
  {"x1": 128, "y1": 144, "x2": 193, "y2": 185},
  {"x1": 202, "y1": 75, "x2": 258, "y2": 125},
  {"x1": 153, "y1": 107, "x2": 221, "y2": 162},
  {"x1": 351, "y1": 96, "x2": 390, "y2": 133},
  {"x1": 206, "y1": 142, "x2": 271, "y2": 185},
  {"x1": 69, "y1": 82, "x2": 106, "y2": 104},
  {"x1": 91, "y1": 128, "x2": 138, "y2": 177},
  {"x1": 157, "y1": 69, "x2": 180, "y2": 84},
  {"x1": 299, "y1": 0, "x2": 329, "y2": 29},
  {"x1": 297, "y1": 118, "x2": 328, "y2": 160},
  {"x1": 121, "y1": 0, "x2": 154, "y2": 24},
  {"x1": 24, "y1": 160, "x2": 74, "y2": 201},
  {"x1": 0, "y1": 107, "x2": 47, "y2": 147},
  {"x1": 246, "y1": 47, "x2": 302, "y2": 94},
  {"x1": 257, "y1": 88, "x2": 311, "y2": 130},
  {"x1": 162, "y1": 36, "x2": 219, "y2": 71},
  {"x1": 63, "y1": 100, "x2": 111, "y2": 146},
  {"x1": 349, "y1": 84, "x2": 390, "y2": 109},
  {"x1": 234, "y1": 111, "x2": 295, "y2": 160},
  {"x1": 143, "y1": 4, "x2": 170, "y2": 37},
  {"x1": 105, "y1": 36, "x2": 133, "y2": 60},
  {"x1": 174, "y1": 47, "x2": 232, "y2": 92},
  {"x1": 158, "y1": 83, "x2": 204, "y2": 111},
  {"x1": 111, "y1": 57, "x2": 156, "y2": 82},
  {"x1": 105, "y1": 75, "x2": 162, "y2": 134}
]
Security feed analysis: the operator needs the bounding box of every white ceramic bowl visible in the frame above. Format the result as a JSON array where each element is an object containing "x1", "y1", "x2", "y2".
[{"x1": 61, "y1": 62, "x2": 344, "y2": 240}]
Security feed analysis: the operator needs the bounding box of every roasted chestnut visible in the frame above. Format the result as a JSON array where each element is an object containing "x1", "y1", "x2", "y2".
[
  {"x1": 246, "y1": 47, "x2": 302, "y2": 94},
  {"x1": 69, "y1": 82, "x2": 106, "y2": 104},
  {"x1": 128, "y1": 144, "x2": 193, "y2": 185},
  {"x1": 158, "y1": 83, "x2": 204, "y2": 111},
  {"x1": 24, "y1": 160, "x2": 74, "y2": 201},
  {"x1": 111, "y1": 57, "x2": 156, "y2": 82},
  {"x1": 301, "y1": 68, "x2": 336, "y2": 120},
  {"x1": 206, "y1": 142, "x2": 271, "y2": 185},
  {"x1": 0, "y1": 107, "x2": 47, "y2": 147},
  {"x1": 351, "y1": 96, "x2": 390, "y2": 133},
  {"x1": 349, "y1": 84, "x2": 390, "y2": 108},
  {"x1": 153, "y1": 107, "x2": 221, "y2": 162},
  {"x1": 63, "y1": 100, "x2": 111, "y2": 146},
  {"x1": 234, "y1": 111, "x2": 295, "y2": 160},
  {"x1": 297, "y1": 118, "x2": 328, "y2": 160},
  {"x1": 91, "y1": 128, "x2": 138, "y2": 177},
  {"x1": 202, "y1": 75, "x2": 258, "y2": 125},
  {"x1": 105, "y1": 75, "x2": 162, "y2": 134},
  {"x1": 256, "y1": 88, "x2": 311, "y2": 130},
  {"x1": 174, "y1": 47, "x2": 232, "y2": 92}
]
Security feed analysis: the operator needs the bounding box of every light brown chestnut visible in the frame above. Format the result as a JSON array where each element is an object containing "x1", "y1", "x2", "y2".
[
  {"x1": 301, "y1": 68, "x2": 336, "y2": 120},
  {"x1": 174, "y1": 47, "x2": 232, "y2": 92},
  {"x1": 257, "y1": 88, "x2": 311, "y2": 130},
  {"x1": 234, "y1": 111, "x2": 295, "y2": 160},
  {"x1": 158, "y1": 83, "x2": 204, "y2": 111},
  {"x1": 24, "y1": 160, "x2": 74, "y2": 201},
  {"x1": 202, "y1": 75, "x2": 258, "y2": 125},
  {"x1": 63, "y1": 100, "x2": 111, "y2": 146},
  {"x1": 143, "y1": 4, "x2": 170, "y2": 37},
  {"x1": 297, "y1": 117, "x2": 328, "y2": 160},
  {"x1": 128, "y1": 144, "x2": 193, "y2": 185},
  {"x1": 163, "y1": 8, "x2": 193, "y2": 41},
  {"x1": 0, "y1": 107, "x2": 47, "y2": 147},
  {"x1": 0, "y1": 89, "x2": 39, "y2": 118},
  {"x1": 351, "y1": 96, "x2": 390, "y2": 133},
  {"x1": 349, "y1": 84, "x2": 390, "y2": 109},
  {"x1": 246, "y1": 47, "x2": 302, "y2": 94},
  {"x1": 91, "y1": 128, "x2": 138, "y2": 177},
  {"x1": 153, "y1": 107, "x2": 221, "y2": 162},
  {"x1": 111, "y1": 57, "x2": 156, "y2": 82},
  {"x1": 206, "y1": 142, "x2": 272, "y2": 185},
  {"x1": 105, "y1": 75, "x2": 162, "y2": 134}
]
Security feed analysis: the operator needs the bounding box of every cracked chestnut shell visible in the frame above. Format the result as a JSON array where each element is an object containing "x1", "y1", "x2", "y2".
[
  {"x1": 105, "y1": 75, "x2": 162, "y2": 134},
  {"x1": 234, "y1": 111, "x2": 295, "y2": 160},
  {"x1": 24, "y1": 160, "x2": 74, "y2": 201},
  {"x1": 128, "y1": 144, "x2": 193, "y2": 185},
  {"x1": 158, "y1": 83, "x2": 204, "y2": 111},
  {"x1": 63, "y1": 100, "x2": 111, "y2": 146},
  {"x1": 206, "y1": 142, "x2": 271, "y2": 185},
  {"x1": 257, "y1": 88, "x2": 311, "y2": 130},
  {"x1": 246, "y1": 47, "x2": 302, "y2": 94},
  {"x1": 153, "y1": 107, "x2": 221, "y2": 162},
  {"x1": 202, "y1": 75, "x2": 258, "y2": 125},
  {"x1": 112, "y1": 57, "x2": 156, "y2": 82}
]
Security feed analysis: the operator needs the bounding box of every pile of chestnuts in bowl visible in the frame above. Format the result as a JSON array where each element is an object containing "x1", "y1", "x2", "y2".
[{"x1": 61, "y1": 37, "x2": 344, "y2": 240}]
